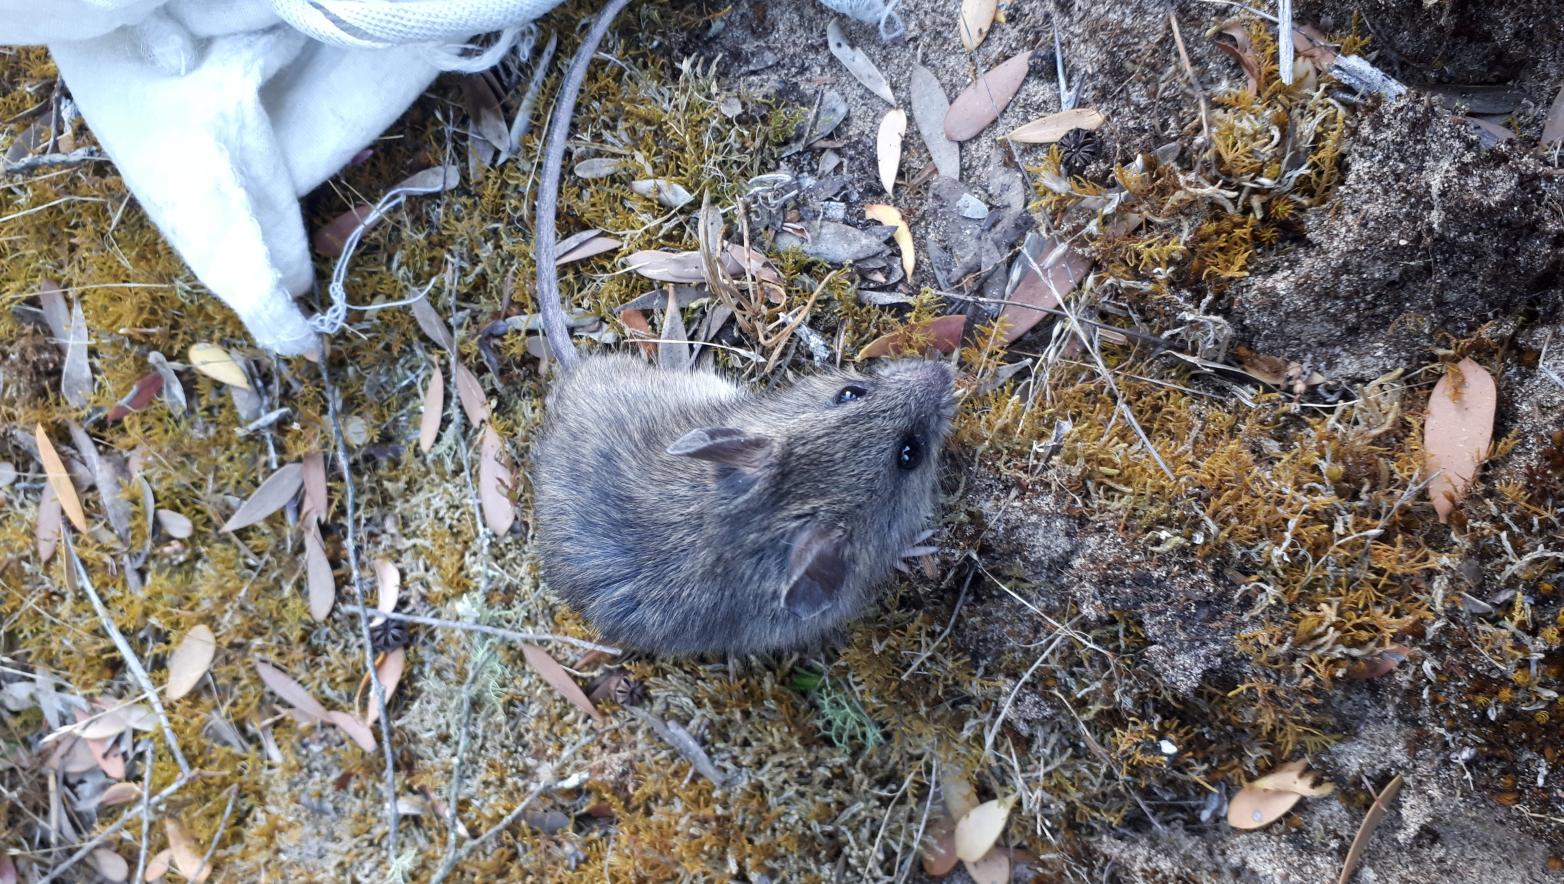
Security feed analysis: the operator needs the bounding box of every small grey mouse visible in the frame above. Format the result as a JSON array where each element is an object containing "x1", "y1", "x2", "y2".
[{"x1": 526, "y1": 0, "x2": 956, "y2": 656}]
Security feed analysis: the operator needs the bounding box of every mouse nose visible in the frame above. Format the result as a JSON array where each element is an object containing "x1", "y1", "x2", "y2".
[{"x1": 878, "y1": 358, "x2": 956, "y2": 406}]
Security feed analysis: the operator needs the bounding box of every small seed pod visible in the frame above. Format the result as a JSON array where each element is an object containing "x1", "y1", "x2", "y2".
[{"x1": 1058, "y1": 127, "x2": 1102, "y2": 174}]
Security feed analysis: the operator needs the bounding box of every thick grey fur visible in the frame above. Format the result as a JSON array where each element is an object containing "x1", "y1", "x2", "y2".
[
  {"x1": 527, "y1": 0, "x2": 956, "y2": 655},
  {"x1": 532, "y1": 353, "x2": 955, "y2": 655}
]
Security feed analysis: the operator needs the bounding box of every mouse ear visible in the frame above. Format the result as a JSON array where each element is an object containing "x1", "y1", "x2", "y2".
[
  {"x1": 666, "y1": 427, "x2": 774, "y2": 470},
  {"x1": 783, "y1": 524, "x2": 848, "y2": 620}
]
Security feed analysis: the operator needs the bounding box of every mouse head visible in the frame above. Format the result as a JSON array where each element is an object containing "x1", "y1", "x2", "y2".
[{"x1": 665, "y1": 358, "x2": 957, "y2": 620}]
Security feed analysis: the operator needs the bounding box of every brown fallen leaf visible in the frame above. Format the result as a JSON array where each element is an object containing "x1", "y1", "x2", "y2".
[
  {"x1": 997, "y1": 235, "x2": 1092, "y2": 345},
  {"x1": 945, "y1": 51, "x2": 1033, "y2": 142},
  {"x1": 954, "y1": 794, "x2": 1016, "y2": 862},
  {"x1": 253, "y1": 659, "x2": 328, "y2": 723},
  {"x1": 313, "y1": 204, "x2": 375, "y2": 257},
  {"x1": 1214, "y1": 23, "x2": 1260, "y2": 92},
  {"x1": 89, "y1": 847, "x2": 128, "y2": 883},
  {"x1": 372, "y1": 558, "x2": 400, "y2": 616},
  {"x1": 521, "y1": 643, "x2": 604, "y2": 724},
  {"x1": 857, "y1": 315, "x2": 966, "y2": 359},
  {"x1": 303, "y1": 520, "x2": 335, "y2": 622},
  {"x1": 1228, "y1": 760, "x2": 1333, "y2": 830},
  {"x1": 143, "y1": 848, "x2": 173, "y2": 882},
  {"x1": 36, "y1": 481, "x2": 62, "y2": 563},
  {"x1": 942, "y1": 765, "x2": 979, "y2": 819},
  {"x1": 98, "y1": 781, "x2": 142, "y2": 806},
  {"x1": 186, "y1": 343, "x2": 250, "y2": 389},
  {"x1": 362, "y1": 648, "x2": 407, "y2": 726},
  {"x1": 419, "y1": 364, "x2": 444, "y2": 454},
  {"x1": 619, "y1": 309, "x2": 656, "y2": 358},
  {"x1": 478, "y1": 424, "x2": 515, "y2": 535},
  {"x1": 326, "y1": 710, "x2": 377, "y2": 751},
  {"x1": 1005, "y1": 107, "x2": 1106, "y2": 143},
  {"x1": 1543, "y1": 82, "x2": 1564, "y2": 145},
  {"x1": 1335, "y1": 774, "x2": 1404, "y2": 884},
  {"x1": 301, "y1": 451, "x2": 327, "y2": 523},
  {"x1": 410, "y1": 295, "x2": 455, "y2": 350},
  {"x1": 34, "y1": 424, "x2": 87, "y2": 533},
  {"x1": 165, "y1": 624, "x2": 216, "y2": 701},
  {"x1": 1424, "y1": 358, "x2": 1497, "y2": 523},
  {"x1": 59, "y1": 297, "x2": 92, "y2": 408},
  {"x1": 877, "y1": 109, "x2": 907, "y2": 195},
  {"x1": 461, "y1": 72, "x2": 510, "y2": 154},
  {"x1": 622, "y1": 250, "x2": 708, "y2": 283},
  {"x1": 455, "y1": 363, "x2": 490, "y2": 425},
  {"x1": 1344, "y1": 644, "x2": 1410, "y2": 681},
  {"x1": 165, "y1": 818, "x2": 210, "y2": 883},
  {"x1": 220, "y1": 462, "x2": 303, "y2": 532},
  {"x1": 629, "y1": 178, "x2": 694, "y2": 209},
  {"x1": 921, "y1": 813, "x2": 960, "y2": 876},
  {"x1": 73, "y1": 710, "x2": 126, "y2": 779},
  {"x1": 958, "y1": 0, "x2": 996, "y2": 50},
  {"x1": 964, "y1": 849, "x2": 1010, "y2": 884}
]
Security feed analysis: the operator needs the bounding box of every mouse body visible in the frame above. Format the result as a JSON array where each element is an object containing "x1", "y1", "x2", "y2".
[
  {"x1": 524, "y1": 0, "x2": 956, "y2": 656},
  {"x1": 532, "y1": 352, "x2": 955, "y2": 655}
]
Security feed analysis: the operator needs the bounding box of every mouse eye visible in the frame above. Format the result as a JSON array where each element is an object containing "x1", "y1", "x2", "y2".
[
  {"x1": 834, "y1": 384, "x2": 869, "y2": 404},
  {"x1": 896, "y1": 433, "x2": 924, "y2": 471}
]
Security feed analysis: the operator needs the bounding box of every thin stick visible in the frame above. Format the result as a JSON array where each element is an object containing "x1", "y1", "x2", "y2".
[
  {"x1": 339, "y1": 606, "x2": 621, "y2": 655},
  {"x1": 62, "y1": 536, "x2": 188, "y2": 776},
  {"x1": 133, "y1": 742, "x2": 154, "y2": 884},
  {"x1": 429, "y1": 732, "x2": 599, "y2": 883},
  {"x1": 317, "y1": 346, "x2": 400, "y2": 864},
  {"x1": 192, "y1": 784, "x2": 240, "y2": 881},
  {"x1": 1168, "y1": 8, "x2": 1212, "y2": 146},
  {"x1": 1, "y1": 147, "x2": 105, "y2": 176}
]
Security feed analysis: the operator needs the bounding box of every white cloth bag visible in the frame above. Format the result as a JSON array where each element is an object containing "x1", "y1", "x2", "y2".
[{"x1": 1, "y1": 0, "x2": 561, "y2": 356}]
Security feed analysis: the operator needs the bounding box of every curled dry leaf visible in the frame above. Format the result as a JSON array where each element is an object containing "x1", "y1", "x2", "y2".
[
  {"x1": 454, "y1": 362, "x2": 490, "y2": 425},
  {"x1": 863, "y1": 204, "x2": 914, "y2": 278},
  {"x1": 945, "y1": 51, "x2": 1033, "y2": 142},
  {"x1": 909, "y1": 64, "x2": 960, "y2": 179},
  {"x1": 1424, "y1": 357, "x2": 1496, "y2": 523},
  {"x1": 303, "y1": 520, "x2": 334, "y2": 622},
  {"x1": 326, "y1": 710, "x2": 377, "y2": 751},
  {"x1": 1335, "y1": 774, "x2": 1404, "y2": 884},
  {"x1": 419, "y1": 364, "x2": 444, "y2": 454},
  {"x1": 857, "y1": 314, "x2": 965, "y2": 360},
  {"x1": 921, "y1": 814, "x2": 960, "y2": 876},
  {"x1": 942, "y1": 766, "x2": 979, "y2": 818},
  {"x1": 1005, "y1": 107, "x2": 1106, "y2": 143},
  {"x1": 629, "y1": 178, "x2": 694, "y2": 209},
  {"x1": 574, "y1": 157, "x2": 624, "y2": 179},
  {"x1": 164, "y1": 818, "x2": 210, "y2": 883},
  {"x1": 619, "y1": 308, "x2": 656, "y2": 358},
  {"x1": 219, "y1": 462, "x2": 303, "y2": 532},
  {"x1": 34, "y1": 424, "x2": 87, "y2": 532},
  {"x1": 826, "y1": 19, "x2": 895, "y2": 105},
  {"x1": 958, "y1": 0, "x2": 996, "y2": 49},
  {"x1": 1345, "y1": 643, "x2": 1410, "y2": 681},
  {"x1": 165, "y1": 624, "x2": 216, "y2": 701},
  {"x1": 186, "y1": 343, "x2": 250, "y2": 389},
  {"x1": 253, "y1": 658, "x2": 328, "y2": 723},
  {"x1": 876, "y1": 109, "x2": 907, "y2": 195},
  {"x1": 478, "y1": 424, "x2": 516, "y2": 536},
  {"x1": 37, "y1": 481, "x2": 61, "y2": 563},
  {"x1": 954, "y1": 793, "x2": 1017, "y2": 862},
  {"x1": 361, "y1": 648, "x2": 407, "y2": 726},
  {"x1": 622, "y1": 250, "x2": 707, "y2": 283},
  {"x1": 73, "y1": 709, "x2": 126, "y2": 779},
  {"x1": 106, "y1": 372, "x2": 164, "y2": 423},
  {"x1": 557, "y1": 233, "x2": 623, "y2": 265},
  {"x1": 155, "y1": 509, "x2": 193, "y2": 539},
  {"x1": 522, "y1": 643, "x2": 605, "y2": 724},
  {"x1": 60, "y1": 298, "x2": 91, "y2": 408}
]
